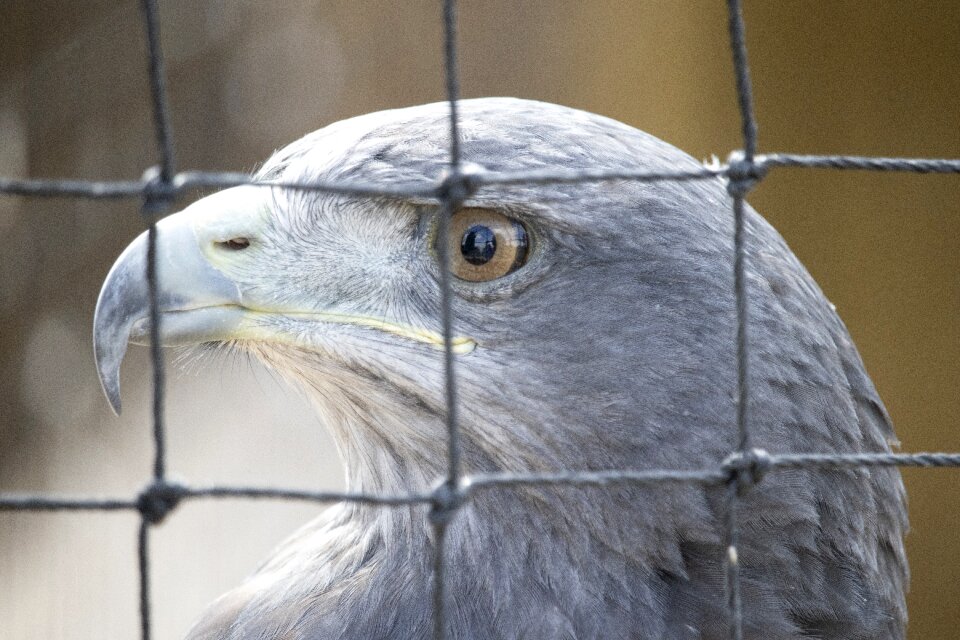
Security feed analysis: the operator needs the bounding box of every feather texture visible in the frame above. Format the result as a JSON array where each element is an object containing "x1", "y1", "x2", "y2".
[{"x1": 179, "y1": 99, "x2": 906, "y2": 639}]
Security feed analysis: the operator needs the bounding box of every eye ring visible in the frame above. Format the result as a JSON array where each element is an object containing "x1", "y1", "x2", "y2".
[{"x1": 440, "y1": 208, "x2": 530, "y2": 282}]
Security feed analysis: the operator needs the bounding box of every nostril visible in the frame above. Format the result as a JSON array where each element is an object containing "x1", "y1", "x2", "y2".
[{"x1": 216, "y1": 237, "x2": 251, "y2": 251}]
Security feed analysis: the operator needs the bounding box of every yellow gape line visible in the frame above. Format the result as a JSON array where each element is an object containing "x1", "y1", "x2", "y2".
[{"x1": 242, "y1": 310, "x2": 477, "y2": 355}]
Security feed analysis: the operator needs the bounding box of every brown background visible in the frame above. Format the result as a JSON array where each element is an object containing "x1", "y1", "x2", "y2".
[{"x1": 1, "y1": 1, "x2": 957, "y2": 638}]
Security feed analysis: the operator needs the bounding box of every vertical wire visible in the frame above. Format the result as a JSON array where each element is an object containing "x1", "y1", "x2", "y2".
[
  {"x1": 731, "y1": 195, "x2": 751, "y2": 456},
  {"x1": 723, "y1": 477, "x2": 744, "y2": 640},
  {"x1": 436, "y1": 198, "x2": 462, "y2": 483},
  {"x1": 727, "y1": 0, "x2": 758, "y2": 162},
  {"x1": 727, "y1": 0, "x2": 758, "y2": 453},
  {"x1": 431, "y1": 508, "x2": 450, "y2": 640},
  {"x1": 140, "y1": 0, "x2": 176, "y2": 484},
  {"x1": 137, "y1": 519, "x2": 152, "y2": 640},
  {"x1": 140, "y1": 0, "x2": 177, "y2": 182},
  {"x1": 440, "y1": 0, "x2": 463, "y2": 482},
  {"x1": 725, "y1": 193, "x2": 750, "y2": 640},
  {"x1": 431, "y1": 197, "x2": 459, "y2": 640},
  {"x1": 443, "y1": 0, "x2": 463, "y2": 169},
  {"x1": 144, "y1": 218, "x2": 167, "y2": 481},
  {"x1": 138, "y1": 2, "x2": 177, "y2": 639},
  {"x1": 433, "y1": 1, "x2": 464, "y2": 639},
  {"x1": 725, "y1": 1, "x2": 760, "y2": 639}
]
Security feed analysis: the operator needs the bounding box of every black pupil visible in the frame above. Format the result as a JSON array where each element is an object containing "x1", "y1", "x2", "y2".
[{"x1": 460, "y1": 224, "x2": 497, "y2": 265}]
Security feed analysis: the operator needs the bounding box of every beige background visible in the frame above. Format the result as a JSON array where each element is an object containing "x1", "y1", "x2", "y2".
[{"x1": 0, "y1": 1, "x2": 957, "y2": 638}]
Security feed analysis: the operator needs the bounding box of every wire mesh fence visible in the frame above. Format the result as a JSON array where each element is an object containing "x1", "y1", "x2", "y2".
[{"x1": 1, "y1": 1, "x2": 959, "y2": 639}]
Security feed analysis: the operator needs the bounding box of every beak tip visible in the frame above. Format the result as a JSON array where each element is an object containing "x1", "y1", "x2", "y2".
[
  {"x1": 105, "y1": 382, "x2": 123, "y2": 416},
  {"x1": 95, "y1": 352, "x2": 124, "y2": 416},
  {"x1": 94, "y1": 325, "x2": 128, "y2": 418},
  {"x1": 108, "y1": 400, "x2": 123, "y2": 417}
]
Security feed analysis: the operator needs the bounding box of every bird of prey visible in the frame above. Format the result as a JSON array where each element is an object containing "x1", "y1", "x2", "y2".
[{"x1": 94, "y1": 98, "x2": 907, "y2": 639}]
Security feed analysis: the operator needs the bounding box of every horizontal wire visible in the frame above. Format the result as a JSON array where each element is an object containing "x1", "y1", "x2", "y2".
[
  {"x1": 0, "y1": 485, "x2": 432, "y2": 512},
  {"x1": 175, "y1": 171, "x2": 438, "y2": 199},
  {"x1": 465, "y1": 467, "x2": 727, "y2": 491},
  {"x1": 4, "y1": 450, "x2": 958, "y2": 515},
  {"x1": 180, "y1": 485, "x2": 434, "y2": 506},
  {"x1": 769, "y1": 451, "x2": 960, "y2": 470},
  {"x1": 0, "y1": 172, "x2": 437, "y2": 201},
  {"x1": 759, "y1": 153, "x2": 960, "y2": 174},
  {"x1": 0, "y1": 496, "x2": 138, "y2": 511},
  {"x1": 473, "y1": 165, "x2": 728, "y2": 187},
  {"x1": 0, "y1": 177, "x2": 149, "y2": 199},
  {"x1": 2, "y1": 153, "x2": 957, "y2": 202}
]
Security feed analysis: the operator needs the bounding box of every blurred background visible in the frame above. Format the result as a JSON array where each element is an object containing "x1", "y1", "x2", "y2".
[{"x1": 0, "y1": 1, "x2": 957, "y2": 638}]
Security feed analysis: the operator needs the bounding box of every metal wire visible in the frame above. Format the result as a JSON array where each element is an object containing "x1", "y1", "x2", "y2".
[
  {"x1": 5, "y1": 449, "x2": 960, "y2": 514},
  {"x1": 3, "y1": 156, "x2": 957, "y2": 202},
  {"x1": 431, "y1": 2, "x2": 467, "y2": 638},
  {"x1": 140, "y1": 2, "x2": 175, "y2": 638},
  {"x1": 0, "y1": 2, "x2": 958, "y2": 640},
  {"x1": 723, "y1": 0, "x2": 759, "y2": 636}
]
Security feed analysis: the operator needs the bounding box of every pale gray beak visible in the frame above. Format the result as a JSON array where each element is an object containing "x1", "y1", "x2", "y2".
[
  {"x1": 92, "y1": 189, "x2": 263, "y2": 414},
  {"x1": 93, "y1": 185, "x2": 472, "y2": 415}
]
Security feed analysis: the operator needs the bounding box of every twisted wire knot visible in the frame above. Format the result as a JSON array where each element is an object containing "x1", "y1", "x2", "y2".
[
  {"x1": 722, "y1": 448, "x2": 772, "y2": 496},
  {"x1": 136, "y1": 480, "x2": 184, "y2": 525},
  {"x1": 141, "y1": 165, "x2": 176, "y2": 214},
  {"x1": 725, "y1": 152, "x2": 767, "y2": 198},
  {"x1": 436, "y1": 163, "x2": 484, "y2": 204},
  {"x1": 429, "y1": 481, "x2": 466, "y2": 526}
]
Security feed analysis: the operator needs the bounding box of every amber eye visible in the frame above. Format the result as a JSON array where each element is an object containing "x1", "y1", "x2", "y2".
[{"x1": 442, "y1": 208, "x2": 529, "y2": 282}]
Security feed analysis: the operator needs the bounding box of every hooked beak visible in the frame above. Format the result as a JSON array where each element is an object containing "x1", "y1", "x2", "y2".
[
  {"x1": 93, "y1": 185, "x2": 477, "y2": 416},
  {"x1": 93, "y1": 187, "x2": 263, "y2": 414}
]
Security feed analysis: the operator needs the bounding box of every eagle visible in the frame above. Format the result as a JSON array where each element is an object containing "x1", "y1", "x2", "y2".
[{"x1": 94, "y1": 98, "x2": 907, "y2": 639}]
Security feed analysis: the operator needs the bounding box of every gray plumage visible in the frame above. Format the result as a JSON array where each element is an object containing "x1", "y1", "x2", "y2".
[{"x1": 94, "y1": 98, "x2": 907, "y2": 639}]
